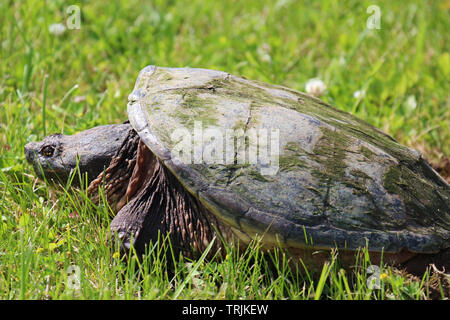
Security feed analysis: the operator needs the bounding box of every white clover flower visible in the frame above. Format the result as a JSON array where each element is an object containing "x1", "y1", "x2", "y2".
[
  {"x1": 257, "y1": 44, "x2": 272, "y2": 63},
  {"x1": 405, "y1": 95, "x2": 417, "y2": 111},
  {"x1": 49, "y1": 23, "x2": 66, "y2": 36},
  {"x1": 259, "y1": 53, "x2": 271, "y2": 63},
  {"x1": 305, "y1": 78, "x2": 327, "y2": 97},
  {"x1": 353, "y1": 89, "x2": 366, "y2": 99},
  {"x1": 73, "y1": 96, "x2": 86, "y2": 103}
]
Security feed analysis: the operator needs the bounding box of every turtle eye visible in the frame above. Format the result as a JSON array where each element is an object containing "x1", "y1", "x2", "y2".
[{"x1": 41, "y1": 145, "x2": 55, "y2": 157}]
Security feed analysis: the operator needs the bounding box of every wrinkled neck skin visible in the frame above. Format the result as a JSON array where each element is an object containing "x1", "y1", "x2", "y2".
[
  {"x1": 88, "y1": 129, "x2": 233, "y2": 260},
  {"x1": 24, "y1": 123, "x2": 133, "y2": 188}
]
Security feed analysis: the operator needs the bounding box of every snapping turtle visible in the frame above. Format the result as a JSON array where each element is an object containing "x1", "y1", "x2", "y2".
[{"x1": 25, "y1": 66, "x2": 450, "y2": 272}]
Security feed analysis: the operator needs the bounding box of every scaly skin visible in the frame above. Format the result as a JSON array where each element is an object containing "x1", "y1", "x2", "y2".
[
  {"x1": 24, "y1": 123, "x2": 132, "y2": 187},
  {"x1": 25, "y1": 124, "x2": 233, "y2": 262}
]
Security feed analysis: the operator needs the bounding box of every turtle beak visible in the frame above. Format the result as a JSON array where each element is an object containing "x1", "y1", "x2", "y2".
[
  {"x1": 24, "y1": 142, "x2": 46, "y2": 181},
  {"x1": 24, "y1": 142, "x2": 38, "y2": 164}
]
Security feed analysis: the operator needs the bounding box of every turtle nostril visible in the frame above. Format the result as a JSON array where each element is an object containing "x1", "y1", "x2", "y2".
[{"x1": 24, "y1": 143, "x2": 35, "y2": 163}]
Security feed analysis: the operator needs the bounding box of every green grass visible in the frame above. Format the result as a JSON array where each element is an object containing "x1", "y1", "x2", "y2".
[{"x1": 0, "y1": 0, "x2": 449, "y2": 299}]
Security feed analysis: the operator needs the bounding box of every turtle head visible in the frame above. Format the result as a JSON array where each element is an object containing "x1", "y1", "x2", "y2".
[{"x1": 25, "y1": 123, "x2": 132, "y2": 187}]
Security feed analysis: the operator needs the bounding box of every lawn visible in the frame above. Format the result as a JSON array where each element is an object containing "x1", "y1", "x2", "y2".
[{"x1": 0, "y1": 0, "x2": 448, "y2": 299}]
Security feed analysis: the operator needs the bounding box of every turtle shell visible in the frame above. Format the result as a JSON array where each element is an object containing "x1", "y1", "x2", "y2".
[{"x1": 127, "y1": 65, "x2": 450, "y2": 254}]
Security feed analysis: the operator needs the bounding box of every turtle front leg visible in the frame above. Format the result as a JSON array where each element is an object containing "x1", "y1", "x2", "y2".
[
  {"x1": 109, "y1": 139, "x2": 231, "y2": 260},
  {"x1": 87, "y1": 128, "x2": 139, "y2": 213}
]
